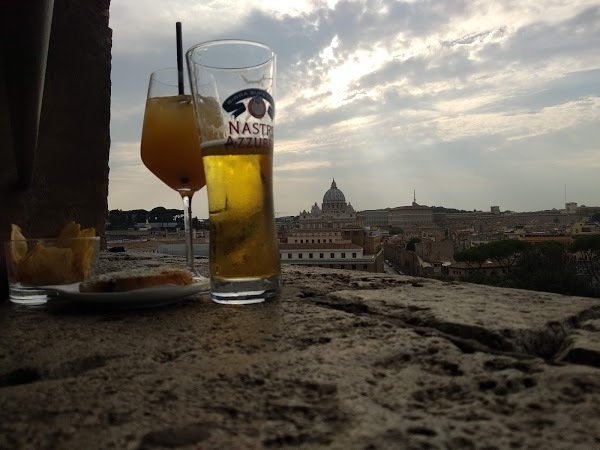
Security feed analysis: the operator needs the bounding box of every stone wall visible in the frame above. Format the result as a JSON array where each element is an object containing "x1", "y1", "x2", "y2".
[
  {"x1": 1, "y1": 255, "x2": 599, "y2": 448},
  {"x1": 385, "y1": 243, "x2": 425, "y2": 276},
  {"x1": 0, "y1": 0, "x2": 112, "y2": 297}
]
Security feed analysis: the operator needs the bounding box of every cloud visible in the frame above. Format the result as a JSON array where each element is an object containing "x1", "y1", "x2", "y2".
[
  {"x1": 107, "y1": 0, "x2": 600, "y2": 215},
  {"x1": 276, "y1": 161, "x2": 332, "y2": 171}
]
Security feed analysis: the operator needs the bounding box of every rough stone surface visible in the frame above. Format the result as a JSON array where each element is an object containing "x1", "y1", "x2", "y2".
[
  {"x1": 1, "y1": 253, "x2": 599, "y2": 449},
  {"x1": 0, "y1": 0, "x2": 112, "y2": 297}
]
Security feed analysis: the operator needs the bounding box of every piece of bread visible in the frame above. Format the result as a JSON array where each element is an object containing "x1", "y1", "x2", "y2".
[{"x1": 79, "y1": 266, "x2": 194, "y2": 293}]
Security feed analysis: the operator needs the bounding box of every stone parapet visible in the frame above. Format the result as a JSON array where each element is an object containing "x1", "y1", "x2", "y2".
[{"x1": 1, "y1": 252, "x2": 599, "y2": 449}]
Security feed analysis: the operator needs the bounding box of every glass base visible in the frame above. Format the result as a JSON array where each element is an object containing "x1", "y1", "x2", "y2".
[
  {"x1": 8, "y1": 283, "x2": 50, "y2": 306},
  {"x1": 192, "y1": 274, "x2": 210, "y2": 283},
  {"x1": 210, "y1": 276, "x2": 281, "y2": 304}
]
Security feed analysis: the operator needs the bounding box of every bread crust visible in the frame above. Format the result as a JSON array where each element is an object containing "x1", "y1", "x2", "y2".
[{"x1": 79, "y1": 267, "x2": 194, "y2": 293}]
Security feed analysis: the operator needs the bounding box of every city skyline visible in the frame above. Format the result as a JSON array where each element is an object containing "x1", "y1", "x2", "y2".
[
  {"x1": 107, "y1": 0, "x2": 600, "y2": 218},
  {"x1": 108, "y1": 187, "x2": 596, "y2": 218}
]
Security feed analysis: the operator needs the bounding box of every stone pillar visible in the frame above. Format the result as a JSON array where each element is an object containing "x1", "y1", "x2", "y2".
[{"x1": 0, "y1": 0, "x2": 112, "y2": 299}]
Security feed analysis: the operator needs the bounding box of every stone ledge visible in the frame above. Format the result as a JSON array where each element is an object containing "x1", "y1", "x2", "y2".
[{"x1": 0, "y1": 252, "x2": 599, "y2": 449}]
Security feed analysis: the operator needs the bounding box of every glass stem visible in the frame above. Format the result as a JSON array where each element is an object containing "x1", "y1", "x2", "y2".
[{"x1": 182, "y1": 194, "x2": 196, "y2": 274}]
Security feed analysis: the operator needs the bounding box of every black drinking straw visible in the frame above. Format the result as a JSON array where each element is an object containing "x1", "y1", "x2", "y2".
[{"x1": 176, "y1": 22, "x2": 184, "y2": 95}]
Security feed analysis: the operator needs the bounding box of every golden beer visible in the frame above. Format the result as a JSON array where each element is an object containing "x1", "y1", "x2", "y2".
[
  {"x1": 187, "y1": 39, "x2": 279, "y2": 302},
  {"x1": 140, "y1": 95, "x2": 205, "y2": 194},
  {"x1": 202, "y1": 141, "x2": 280, "y2": 282}
]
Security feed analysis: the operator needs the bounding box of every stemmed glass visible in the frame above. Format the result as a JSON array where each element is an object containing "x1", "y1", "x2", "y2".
[{"x1": 140, "y1": 68, "x2": 205, "y2": 279}]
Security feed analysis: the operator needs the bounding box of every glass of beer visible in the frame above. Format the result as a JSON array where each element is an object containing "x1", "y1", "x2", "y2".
[
  {"x1": 140, "y1": 68, "x2": 206, "y2": 278},
  {"x1": 186, "y1": 40, "x2": 281, "y2": 304}
]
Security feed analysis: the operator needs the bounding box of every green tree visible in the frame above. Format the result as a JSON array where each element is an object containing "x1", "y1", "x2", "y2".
[
  {"x1": 107, "y1": 209, "x2": 129, "y2": 230},
  {"x1": 486, "y1": 239, "x2": 531, "y2": 272},
  {"x1": 389, "y1": 226, "x2": 404, "y2": 235},
  {"x1": 508, "y1": 241, "x2": 582, "y2": 295},
  {"x1": 569, "y1": 235, "x2": 600, "y2": 295},
  {"x1": 150, "y1": 207, "x2": 172, "y2": 226},
  {"x1": 129, "y1": 209, "x2": 149, "y2": 227},
  {"x1": 454, "y1": 246, "x2": 489, "y2": 272},
  {"x1": 455, "y1": 240, "x2": 530, "y2": 273},
  {"x1": 193, "y1": 218, "x2": 209, "y2": 230},
  {"x1": 453, "y1": 238, "x2": 598, "y2": 297}
]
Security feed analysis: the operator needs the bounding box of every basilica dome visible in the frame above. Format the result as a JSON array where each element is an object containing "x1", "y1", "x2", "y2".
[
  {"x1": 323, "y1": 179, "x2": 346, "y2": 203},
  {"x1": 298, "y1": 178, "x2": 357, "y2": 225}
]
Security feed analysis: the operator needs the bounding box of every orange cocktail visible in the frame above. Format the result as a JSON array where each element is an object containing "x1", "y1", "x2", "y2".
[
  {"x1": 140, "y1": 67, "x2": 207, "y2": 277},
  {"x1": 141, "y1": 95, "x2": 205, "y2": 194}
]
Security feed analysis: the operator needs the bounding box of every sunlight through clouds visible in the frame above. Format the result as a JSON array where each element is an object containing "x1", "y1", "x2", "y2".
[
  {"x1": 276, "y1": 161, "x2": 332, "y2": 171},
  {"x1": 108, "y1": 0, "x2": 600, "y2": 214},
  {"x1": 434, "y1": 97, "x2": 600, "y2": 142}
]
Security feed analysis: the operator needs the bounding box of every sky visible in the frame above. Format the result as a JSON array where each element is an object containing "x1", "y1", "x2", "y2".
[{"x1": 108, "y1": 0, "x2": 600, "y2": 218}]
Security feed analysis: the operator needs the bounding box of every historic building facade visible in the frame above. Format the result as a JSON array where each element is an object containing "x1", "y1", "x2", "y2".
[
  {"x1": 282, "y1": 179, "x2": 384, "y2": 273},
  {"x1": 297, "y1": 179, "x2": 360, "y2": 230},
  {"x1": 388, "y1": 201, "x2": 434, "y2": 230},
  {"x1": 358, "y1": 209, "x2": 390, "y2": 228}
]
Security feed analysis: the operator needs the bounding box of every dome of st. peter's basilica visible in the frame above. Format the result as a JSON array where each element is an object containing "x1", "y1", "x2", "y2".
[
  {"x1": 323, "y1": 179, "x2": 346, "y2": 203},
  {"x1": 298, "y1": 178, "x2": 358, "y2": 227}
]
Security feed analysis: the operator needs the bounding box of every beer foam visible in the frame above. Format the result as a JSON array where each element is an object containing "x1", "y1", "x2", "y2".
[
  {"x1": 200, "y1": 139, "x2": 228, "y2": 150},
  {"x1": 201, "y1": 139, "x2": 272, "y2": 156}
]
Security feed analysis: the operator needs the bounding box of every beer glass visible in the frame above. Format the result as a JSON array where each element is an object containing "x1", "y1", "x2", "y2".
[
  {"x1": 186, "y1": 40, "x2": 280, "y2": 304},
  {"x1": 140, "y1": 68, "x2": 205, "y2": 278}
]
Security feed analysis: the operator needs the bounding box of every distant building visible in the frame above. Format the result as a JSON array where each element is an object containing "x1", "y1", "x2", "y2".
[
  {"x1": 414, "y1": 240, "x2": 454, "y2": 263},
  {"x1": 298, "y1": 179, "x2": 360, "y2": 230},
  {"x1": 284, "y1": 179, "x2": 384, "y2": 272},
  {"x1": 413, "y1": 224, "x2": 445, "y2": 241},
  {"x1": 569, "y1": 222, "x2": 600, "y2": 236},
  {"x1": 446, "y1": 260, "x2": 508, "y2": 279},
  {"x1": 135, "y1": 222, "x2": 180, "y2": 232},
  {"x1": 358, "y1": 209, "x2": 390, "y2": 228},
  {"x1": 565, "y1": 202, "x2": 578, "y2": 214},
  {"x1": 279, "y1": 242, "x2": 377, "y2": 272},
  {"x1": 287, "y1": 229, "x2": 343, "y2": 244},
  {"x1": 388, "y1": 193, "x2": 434, "y2": 230},
  {"x1": 578, "y1": 205, "x2": 600, "y2": 217},
  {"x1": 384, "y1": 242, "x2": 432, "y2": 277}
]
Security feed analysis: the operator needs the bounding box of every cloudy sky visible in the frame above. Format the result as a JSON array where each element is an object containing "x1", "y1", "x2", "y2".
[{"x1": 108, "y1": 0, "x2": 600, "y2": 218}]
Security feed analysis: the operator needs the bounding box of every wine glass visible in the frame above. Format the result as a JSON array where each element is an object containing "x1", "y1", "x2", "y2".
[{"x1": 140, "y1": 68, "x2": 205, "y2": 279}]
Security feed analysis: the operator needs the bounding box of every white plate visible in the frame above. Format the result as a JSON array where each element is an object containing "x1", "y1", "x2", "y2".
[{"x1": 44, "y1": 280, "x2": 210, "y2": 309}]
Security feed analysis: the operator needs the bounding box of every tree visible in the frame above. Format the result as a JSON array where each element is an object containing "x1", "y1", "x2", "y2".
[
  {"x1": 453, "y1": 238, "x2": 598, "y2": 298},
  {"x1": 150, "y1": 206, "x2": 167, "y2": 222},
  {"x1": 431, "y1": 206, "x2": 469, "y2": 214},
  {"x1": 486, "y1": 239, "x2": 531, "y2": 272},
  {"x1": 569, "y1": 235, "x2": 600, "y2": 295},
  {"x1": 455, "y1": 240, "x2": 530, "y2": 273},
  {"x1": 508, "y1": 241, "x2": 581, "y2": 295},
  {"x1": 590, "y1": 213, "x2": 600, "y2": 223},
  {"x1": 454, "y1": 246, "x2": 489, "y2": 272},
  {"x1": 389, "y1": 226, "x2": 403, "y2": 235},
  {"x1": 193, "y1": 218, "x2": 209, "y2": 230},
  {"x1": 129, "y1": 209, "x2": 149, "y2": 227},
  {"x1": 107, "y1": 209, "x2": 129, "y2": 230}
]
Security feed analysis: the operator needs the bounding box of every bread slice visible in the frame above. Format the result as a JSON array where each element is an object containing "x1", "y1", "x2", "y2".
[{"x1": 79, "y1": 266, "x2": 194, "y2": 293}]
